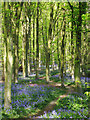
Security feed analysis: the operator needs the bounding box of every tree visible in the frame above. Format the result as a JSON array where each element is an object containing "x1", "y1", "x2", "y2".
[
  {"x1": 46, "y1": 3, "x2": 53, "y2": 82},
  {"x1": 22, "y1": 3, "x2": 28, "y2": 77},
  {"x1": 68, "y1": 1, "x2": 74, "y2": 81},
  {"x1": 74, "y1": 2, "x2": 83, "y2": 94},
  {"x1": 60, "y1": 7, "x2": 66, "y2": 87},
  {"x1": 3, "y1": 2, "x2": 13, "y2": 109},
  {"x1": 12, "y1": 2, "x2": 23, "y2": 82},
  {"x1": 27, "y1": 2, "x2": 32, "y2": 74},
  {"x1": 36, "y1": 2, "x2": 39, "y2": 79}
]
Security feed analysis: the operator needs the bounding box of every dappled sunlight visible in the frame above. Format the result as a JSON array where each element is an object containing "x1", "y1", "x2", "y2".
[{"x1": 1, "y1": 1, "x2": 89, "y2": 119}]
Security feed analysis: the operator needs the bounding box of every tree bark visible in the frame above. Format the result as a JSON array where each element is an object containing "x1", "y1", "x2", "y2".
[
  {"x1": 57, "y1": 3, "x2": 61, "y2": 79},
  {"x1": 3, "y1": 2, "x2": 13, "y2": 109},
  {"x1": 36, "y1": 2, "x2": 39, "y2": 79},
  {"x1": 22, "y1": 3, "x2": 28, "y2": 77},
  {"x1": 61, "y1": 8, "x2": 66, "y2": 88},
  {"x1": 33, "y1": 5, "x2": 35, "y2": 71},
  {"x1": 68, "y1": 1, "x2": 75, "y2": 81},
  {"x1": 13, "y1": 2, "x2": 23, "y2": 83},
  {"x1": 27, "y1": 2, "x2": 32, "y2": 74},
  {"x1": 46, "y1": 3, "x2": 53, "y2": 82},
  {"x1": 74, "y1": 2, "x2": 82, "y2": 94}
]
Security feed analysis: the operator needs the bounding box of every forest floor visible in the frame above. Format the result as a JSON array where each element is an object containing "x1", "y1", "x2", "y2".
[
  {"x1": 30, "y1": 82, "x2": 76, "y2": 118},
  {"x1": 1, "y1": 70, "x2": 89, "y2": 119},
  {"x1": 23, "y1": 71, "x2": 89, "y2": 119}
]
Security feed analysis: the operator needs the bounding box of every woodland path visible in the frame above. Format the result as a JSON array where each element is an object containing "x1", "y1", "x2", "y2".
[
  {"x1": 25, "y1": 78, "x2": 76, "y2": 119},
  {"x1": 1, "y1": 75, "x2": 87, "y2": 119}
]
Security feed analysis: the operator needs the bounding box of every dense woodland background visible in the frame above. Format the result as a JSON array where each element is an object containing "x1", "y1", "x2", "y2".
[{"x1": 0, "y1": 1, "x2": 90, "y2": 119}]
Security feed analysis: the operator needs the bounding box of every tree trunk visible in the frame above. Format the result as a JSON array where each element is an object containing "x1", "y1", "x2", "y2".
[
  {"x1": 68, "y1": 0, "x2": 75, "y2": 81},
  {"x1": 74, "y1": 2, "x2": 82, "y2": 94},
  {"x1": 46, "y1": 3, "x2": 53, "y2": 82},
  {"x1": 56, "y1": 3, "x2": 61, "y2": 79},
  {"x1": 13, "y1": 3, "x2": 23, "y2": 83},
  {"x1": 3, "y1": 2, "x2": 13, "y2": 109},
  {"x1": 27, "y1": 3, "x2": 32, "y2": 75},
  {"x1": 61, "y1": 8, "x2": 66, "y2": 88},
  {"x1": 22, "y1": 3, "x2": 28, "y2": 77},
  {"x1": 33, "y1": 7, "x2": 35, "y2": 71},
  {"x1": 36, "y1": 2, "x2": 39, "y2": 79}
]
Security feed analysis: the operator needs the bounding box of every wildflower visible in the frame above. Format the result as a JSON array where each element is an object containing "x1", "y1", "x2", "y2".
[
  {"x1": 70, "y1": 116, "x2": 72, "y2": 118},
  {"x1": 52, "y1": 110, "x2": 57, "y2": 115}
]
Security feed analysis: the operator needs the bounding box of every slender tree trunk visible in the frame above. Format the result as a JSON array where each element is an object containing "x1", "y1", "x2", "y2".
[
  {"x1": 3, "y1": 2, "x2": 13, "y2": 109},
  {"x1": 29, "y1": 16, "x2": 32, "y2": 73},
  {"x1": 64, "y1": 37, "x2": 66, "y2": 76},
  {"x1": 22, "y1": 22, "x2": 26, "y2": 77},
  {"x1": 45, "y1": 16, "x2": 49, "y2": 82},
  {"x1": 27, "y1": 3, "x2": 32, "y2": 74},
  {"x1": 81, "y1": 2, "x2": 87, "y2": 89},
  {"x1": 71, "y1": 8, "x2": 74, "y2": 81},
  {"x1": 46, "y1": 3, "x2": 53, "y2": 82},
  {"x1": 52, "y1": 56, "x2": 54, "y2": 71},
  {"x1": 28, "y1": 20, "x2": 31, "y2": 74},
  {"x1": 74, "y1": 2, "x2": 82, "y2": 94},
  {"x1": 61, "y1": 8, "x2": 66, "y2": 87},
  {"x1": 13, "y1": 3, "x2": 18, "y2": 83},
  {"x1": 36, "y1": 2, "x2": 39, "y2": 79},
  {"x1": 22, "y1": 3, "x2": 28, "y2": 77},
  {"x1": 39, "y1": 52, "x2": 41, "y2": 68},
  {"x1": 57, "y1": 35, "x2": 61, "y2": 78},
  {"x1": 68, "y1": 0, "x2": 75, "y2": 81},
  {"x1": 13, "y1": 2, "x2": 23, "y2": 83},
  {"x1": 56, "y1": 3, "x2": 61, "y2": 79},
  {"x1": 52, "y1": 19, "x2": 55, "y2": 71},
  {"x1": 33, "y1": 8, "x2": 35, "y2": 71},
  {"x1": 42, "y1": 19, "x2": 46, "y2": 71},
  {"x1": 1, "y1": 28, "x2": 5, "y2": 81},
  {"x1": 25, "y1": 19, "x2": 28, "y2": 77}
]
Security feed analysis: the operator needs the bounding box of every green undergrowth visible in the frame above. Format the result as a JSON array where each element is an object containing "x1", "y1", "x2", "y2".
[
  {"x1": 1, "y1": 83, "x2": 66, "y2": 119},
  {"x1": 39, "y1": 93, "x2": 89, "y2": 118},
  {"x1": 50, "y1": 70, "x2": 59, "y2": 76}
]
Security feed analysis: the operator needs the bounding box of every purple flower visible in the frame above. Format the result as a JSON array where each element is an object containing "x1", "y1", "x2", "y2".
[{"x1": 70, "y1": 116, "x2": 72, "y2": 118}]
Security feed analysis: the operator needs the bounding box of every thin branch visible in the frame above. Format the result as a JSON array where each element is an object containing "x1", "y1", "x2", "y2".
[{"x1": 67, "y1": 0, "x2": 76, "y2": 26}]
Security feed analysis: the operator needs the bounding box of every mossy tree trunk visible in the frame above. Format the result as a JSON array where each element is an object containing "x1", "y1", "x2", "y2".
[
  {"x1": 46, "y1": 3, "x2": 53, "y2": 82},
  {"x1": 81, "y1": 2, "x2": 87, "y2": 89},
  {"x1": 3, "y1": 2, "x2": 13, "y2": 109},
  {"x1": 36, "y1": 2, "x2": 39, "y2": 79},
  {"x1": 74, "y1": 2, "x2": 83, "y2": 94},
  {"x1": 42, "y1": 17, "x2": 46, "y2": 71},
  {"x1": 27, "y1": 2, "x2": 32, "y2": 74},
  {"x1": 13, "y1": 2, "x2": 23, "y2": 83},
  {"x1": 61, "y1": 8, "x2": 66, "y2": 87},
  {"x1": 68, "y1": 1, "x2": 74, "y2": 81},
  {"x1": 57, "y1": 3, "x2": 61, "y2": 79},
  {"x1": 33, "y1": 7, "x2": 35, "y2": 71},
  {"x1": 1, "y1": 27, "x2": 5, "y2": 81},
  {"x1": 22, "y1": 3, "x2": 28, "y2": 77}
]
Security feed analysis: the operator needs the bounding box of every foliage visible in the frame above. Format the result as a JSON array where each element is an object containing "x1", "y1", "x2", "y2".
[
  {"x1": 39, "y1": 94, "x2": 89, "y2": 118},
  {"x1": 1, "y1": 83, "x2": 65, "y2": 118}
]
